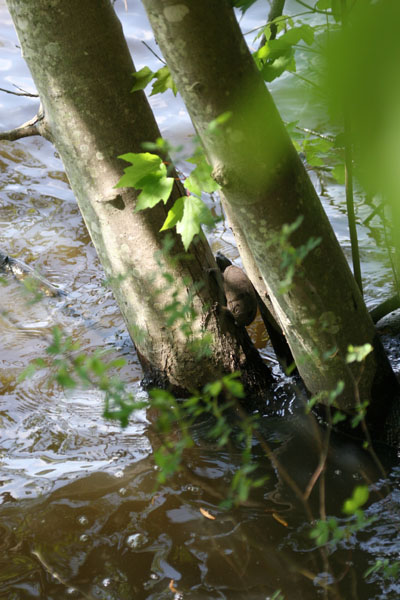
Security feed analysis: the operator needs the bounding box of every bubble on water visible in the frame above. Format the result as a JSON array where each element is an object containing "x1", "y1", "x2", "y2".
[
  {"x1": 119, "y1": 487, "x2": 128, "y2": 496},
  {"x1": 185, "y1": 484, "x2": 201, "y2": 494},
  {"x1": 313, "y1": 571, "x2": 334, "y2": 588},
  {"x1": 102, "y1": 578, "x2": 112, "y2": 587},
  {"x1": 126, "y1": 533, "x2": 148, "y2": 549},
  {"x1": 78, "y1": 515, "x2": 88, "y2": 526},
  {"x1": 114, "y1": 470, "x2": 124, "y2": 478},
  {"x1": 79, "y1": 534, "x2": 89, "y2": 542},
  {"x1": 150, "y1": 573, "x2": 158, "y2": 580}
]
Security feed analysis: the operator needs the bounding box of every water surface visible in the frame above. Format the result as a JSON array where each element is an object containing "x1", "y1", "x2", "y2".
[{"x1": 1, "y1": 1, "x2": 399, "y2": 599}]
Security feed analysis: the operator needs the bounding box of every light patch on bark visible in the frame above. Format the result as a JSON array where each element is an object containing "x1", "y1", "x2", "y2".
[{"x1": 164, "y1": 4, "x2": 189, "y2": 22}]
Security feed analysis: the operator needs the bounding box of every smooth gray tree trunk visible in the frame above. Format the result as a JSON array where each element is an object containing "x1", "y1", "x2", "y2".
[
  {"x1": 4, "y1": 0, "x2": 270, "y2": 393},
  {"x1": 142, "y1": 0, "x2": 398, "y2": 427}
]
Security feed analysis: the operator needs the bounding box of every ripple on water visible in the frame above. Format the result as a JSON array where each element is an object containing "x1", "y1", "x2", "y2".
[{"x1": 0, "y1": 382, "x2": 151, "y2": 498}]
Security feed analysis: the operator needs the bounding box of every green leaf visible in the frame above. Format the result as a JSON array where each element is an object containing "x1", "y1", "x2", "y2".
[
  {"x1": 116, "y1": 152, "x2": 174, "y2": 210},
  {"x1": 18, "y1": 363, "x2": 39, "y2": 382},
  {"x1": 254, "y1": 43, "x2": 270, "y2": 64},
  {"x1": 186, "y1": 147, "x2": 219, "y2": 195},
  {"x1": 342, "y1": 486, "x2": 369, "y2": 515},
  {"x1": 150, "y1": 66, "x2": 177, "y2": 96},
  {"x1": 332, "y1": 411, "x2": 347, "y2": 425},
  {"x1": 261, "y1": 50, "x2": 296, "y2": 82},
  {"x1": 108, "y1": 358, "x2": 127, "y2": 369},
  {"x1": 231, "y1": 0, "x2": 258, "y2": 11},
  {"x1": 346, "y1": 343, "x2": 373, "y2": 363},
  {"x1": 316, "y1": 0, "x2": 331, "y2": 8},
  {"x1": 280, "y1": 25, "x2": 314, "y2": 47},
  {"x1": 303, "y1": 137, "x2": 332, "y2": 168},
  {"x1": 160, "y1": 196, "x2": 185, "y2": 231},
  {"x1": 204, "y1": 380, "x2": 223, "y2": 397},
  {"x1": 131, "y1": 66, "x2": 154, "y2": 92},
  {"x1": 207, "y1": 111, "x2": 233, "y2": 134},
  {"x1": 176, "y1": 196, "x2": 215, "y2": 250},
  {"x1": 332, "y1": 164, "x2": 345, "y2": 184},
  {"x1": 331, "y1": 0, "x2": 341, "y2": 22},
  {"x1": 55, "y1": 366, "x2": 76, "y2": 389},
  {"x1": 186, "y1": 163, "x2": 219, "y2": 196},
  {"x1": 135, "y1": 172, "x2": 174, "y2": 211},
  {"x1": 116, "y1": 152, "x2": 163, "y2": 188}
]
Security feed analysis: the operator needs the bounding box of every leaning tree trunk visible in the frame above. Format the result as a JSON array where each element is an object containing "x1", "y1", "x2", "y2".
[
  {"x1": 142, "y1": 0, "x2": 398, "y2": 428},
  {"x1": 4, "y1": 0, "x2": 270, "y2": 393}
]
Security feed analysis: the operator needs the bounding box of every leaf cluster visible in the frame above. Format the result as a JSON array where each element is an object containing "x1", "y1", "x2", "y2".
[
  {"x1": 131, "y1": 65, "x2": 177, "y2": 96},
  {"x1": 310, "y1": 485, "x2": 375, "y2": 548},
  {"x1": 267, "y1": 215, "x2": 321, "y2": 294},
  {"x1": 116, "y1": 138, "x2": 219, "y2": 250},
  {"x1": 150, "y1": 372, "x2": 266, "y2": 507}
]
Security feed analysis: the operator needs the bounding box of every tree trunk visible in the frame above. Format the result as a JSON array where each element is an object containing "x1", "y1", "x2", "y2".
[
  {"x1": 142, "y1": 0, "x2": 398, "y2": 425},
  {"x1": 5, "y1": 0, "x2": 270, "y2": 393}
]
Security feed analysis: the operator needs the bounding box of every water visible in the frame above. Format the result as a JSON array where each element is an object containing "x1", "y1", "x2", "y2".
[{"x1": 1, "y1": 1, "x2": 399, "y2": 598}]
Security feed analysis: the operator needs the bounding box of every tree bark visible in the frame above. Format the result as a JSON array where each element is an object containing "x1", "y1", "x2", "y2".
[
  {"x1": 142, "y1": 0, "x2": 398, "y2": 424},
  {"x1": 5, "y1": 0, "x2": 271, "y2": 393}
]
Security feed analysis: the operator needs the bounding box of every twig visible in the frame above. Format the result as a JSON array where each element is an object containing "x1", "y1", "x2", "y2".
[
  {"x1": 32, "y1": 549, "x2": 96, "y2": 600},
  {"x1": 341, "y1": 1, "x2": 362, "y2": 295},
  {"x1": 290, "y1": 70, "x2": 320, "y2": 89},
  {"x1": 293, "y1": 124, "x2": 335, "y2": 142},
  {"x1": 141, "y1": 40, "x2": 166, "y2": 65},
  {"x1": 294, "y1": 0, "x2": 330, "y2": 14},
  {"x1": 0, "y1": 85, "x2": 38, "y2": 98},
  {"x1": 244, "y1": 12, "x2": 310, "y2": 37}
]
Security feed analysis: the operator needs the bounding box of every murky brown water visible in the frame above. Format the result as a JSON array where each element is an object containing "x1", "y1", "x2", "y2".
[{"x1": 1, "y1": 1, "x2": 400, "y2": 599}]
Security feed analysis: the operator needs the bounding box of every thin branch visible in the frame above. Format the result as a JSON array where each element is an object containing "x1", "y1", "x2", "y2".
[
  {"x1": 293, "y1": 123, "x2": 335, "y2": 142},
  {"x1": 141, "y1": 40, "x2": 166, "y2": 65},
  {"x1": 290, "y1": 70, "x2": 320, "y2": 89},
  {"x1": 0, "y1": 106, "x2": 48, "y2": 142},
  {"x1": 244, "y1": 12, "x2": 310, "y2": 36},
  {"x1": 258, "y1": 0, "x2": 286, "y2": 49},
  {"x1": 341, "y1": 0, "x2": 362, "y2": 294},
  {"x1": 32, "y1": 549, "x2": 96, "y2": 600},
  {"x1": 294, "y1": 0, "x2": 330, "y2": 15},
  {"x1": 0, "y1": 86, "x2": 38, "y2": 98}
]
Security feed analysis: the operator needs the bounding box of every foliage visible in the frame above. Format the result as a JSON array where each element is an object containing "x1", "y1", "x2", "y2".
[
  {"x1": 310, "y1": 485, "x2": 375, "y2": 548},
  {"x1": 230, "y1": 0, "x2": 258, "y2": 12},
  {"x1": 266, "y1": 215, "x2": 321, "y2": 293},
  {"x1": 18, "y1": 326, "x2": 145, "y2": 427},
  {"x1": 254, "y1": 21, "x2": 315, "y2": 82},
  {"x1": 131, "y1": 65, "x2": 177, "y2": 96},
  {"x1": 116, "y1": 152, "x2": 174, "y2": 211},
  {"x1": 346, "y1": 343, "x2": 373, "y2": 364},
  {"x1": 150, "y1": 372, "x2": 267, "y2": 507},
  {"x1": 365, "y1": 558, "x2": 400, "y2": 581},
  {"x1": 116, "y1": 138, "x2": 219, "y2": 250}
]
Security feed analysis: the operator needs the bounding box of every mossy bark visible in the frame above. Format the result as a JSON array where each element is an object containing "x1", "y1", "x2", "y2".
[
  {"x1": 5, "y1": 0, "x2": 268, "y2": 392},
  {"x1": 142, "y1": 0, "x2": 398, "y2": 422}
]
